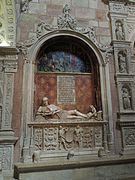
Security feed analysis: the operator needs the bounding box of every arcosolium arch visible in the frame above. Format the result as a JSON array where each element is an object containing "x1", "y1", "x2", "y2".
[
  {"x1": 34, "y1": 35, "x2": 102, "y2": 114},
  {"x1": 21, "y1": 30, "x2": 113, "y2": 155},
  {"x1": 26, "y1": 30, "x2": 108, "y2": 120}
]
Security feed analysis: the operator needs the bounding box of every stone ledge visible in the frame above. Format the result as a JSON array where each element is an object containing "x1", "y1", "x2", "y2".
[
  {"x1": 0, "y1": 47, "x2": 19, "y2": 55},
  {"x1": 14, "y1": 155, "x2": 135, "y2": 179}
]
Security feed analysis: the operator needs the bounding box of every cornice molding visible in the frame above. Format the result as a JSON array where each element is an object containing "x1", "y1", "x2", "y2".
[{"x1": 103, "y1": 0, "x2": 135, "y2": 5}]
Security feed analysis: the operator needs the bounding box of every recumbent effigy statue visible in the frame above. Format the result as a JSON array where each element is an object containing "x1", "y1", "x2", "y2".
[{"x1": 35, "y1": 97, "x2": 102, "y2": 121}]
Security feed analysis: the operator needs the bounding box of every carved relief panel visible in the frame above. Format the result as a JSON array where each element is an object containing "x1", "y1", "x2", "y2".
[
  {"x1": 122, "y1": 126, "x2": 135, "y2": 154},
  {"x1": 109, "y1": 2, "x2": 127, "y2": 14},
  {"x1": 124, "y1": 127, "x2": 135, "y2": 146},
  {"x1": 31, "y1": 123, "x2": 104, "y2": 155}
]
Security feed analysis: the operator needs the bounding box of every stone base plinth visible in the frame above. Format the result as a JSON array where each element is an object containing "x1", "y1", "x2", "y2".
[{"x1": 14, "y1": 155, "x2": 135, "y2": 180}]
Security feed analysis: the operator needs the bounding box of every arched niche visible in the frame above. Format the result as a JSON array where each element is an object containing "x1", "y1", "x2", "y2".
[
  {"x1": 34, "y1": 35, "x2": 102, "y2": 116},
  {"x1": 21, "y1": 29, "x2": 113, "y2": 160},
  {"x1": 23, "y1": 30, "x2": 108, "y2": 123}
]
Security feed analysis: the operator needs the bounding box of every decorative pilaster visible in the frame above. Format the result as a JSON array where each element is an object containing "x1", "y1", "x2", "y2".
[
  {"x1": 0, "y1": 47, "x2": 18, "y2": 171},
  {"x1": 109, "y1": 0, "x2": 135, "y2": 155}
]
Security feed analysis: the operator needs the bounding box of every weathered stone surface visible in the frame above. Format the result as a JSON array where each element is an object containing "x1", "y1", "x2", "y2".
[
  {"x1": 89, "y1": 0, "x2": 98, "y2": 9},
  {"x1": 1, "y1": 0, "x2": 135, "y2": 179},
  {"x1": 14, "y1": 157, "x2": 135, "y2": 180},
  {"x1": 72, "y1": 0, "x2": 89, "y2": 7},
  {"x1": 29, "y1": 2, "x2": 47, "y2": 14},
  {"x1": 75, "y1": 7, "x2": 96, "y2": 19}
]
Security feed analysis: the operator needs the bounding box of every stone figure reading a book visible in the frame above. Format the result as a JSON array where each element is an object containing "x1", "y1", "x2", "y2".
[{"x1": 36, "y1": 97, "x2": 102, "y2": 120}]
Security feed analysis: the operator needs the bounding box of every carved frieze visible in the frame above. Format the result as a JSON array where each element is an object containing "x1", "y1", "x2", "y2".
[
  {"x1": 31, "y1": 121, "x2": 105, "y2": 154},
  {"x1": 109, "y1": 2, "x2": 127, "y2": 14},
  {"x1": 0, "y1": 55, "x2": 18, "y2": 73}
]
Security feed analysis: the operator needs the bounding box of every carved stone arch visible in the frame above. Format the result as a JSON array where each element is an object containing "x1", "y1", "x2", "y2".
[
  {"x1": 0, "y1": 0, "x2": 16, "y2": 46},
  {"x1": 20, "y1": 5, "x2": 114, "y2": 159},
  {"x1": 21, "y1": 29, "x2": 113, "y2": 129},
  {"x1": 29, "y1": 30, "x2": 105, "y2": 67}
]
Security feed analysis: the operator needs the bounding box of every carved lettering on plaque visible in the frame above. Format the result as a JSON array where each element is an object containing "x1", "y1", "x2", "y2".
[{"x1": 57, "y1": 76, "x2": 75, "y2": 104}]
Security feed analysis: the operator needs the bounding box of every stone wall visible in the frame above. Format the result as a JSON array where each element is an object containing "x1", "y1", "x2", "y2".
[
  {"x1": 0, "y1": 0, "x2": 134, "y2": 179},
  {"x1": 13, "y1": 0, "x2": 112, "y2": 163}
]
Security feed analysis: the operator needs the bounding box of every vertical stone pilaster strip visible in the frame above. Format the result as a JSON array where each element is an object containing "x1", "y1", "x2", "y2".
[{"x1": 2, "y1": 73, "x2": 14, "y2": 129}]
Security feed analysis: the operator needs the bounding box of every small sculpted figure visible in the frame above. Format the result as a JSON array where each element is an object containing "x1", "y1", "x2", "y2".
[
  {"x1": 122, "y1": 87, "x2": 132, "y2": 110},
  {"x1": 115, "y1": 21, "x2": 125, "y2": 40},
  {"x1": 32, "y1": 150, "x2": 41, "y2": 163},
  {"x1": 118, "y1": 53, "x2": 127, "y2": 73}
]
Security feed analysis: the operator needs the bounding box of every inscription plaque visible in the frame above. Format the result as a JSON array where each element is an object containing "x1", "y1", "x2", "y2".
[{"x1": 57, "y1": 76, "x2": 75, "y2": 104}]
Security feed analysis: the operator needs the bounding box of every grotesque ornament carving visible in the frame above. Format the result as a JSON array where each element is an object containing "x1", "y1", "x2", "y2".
[
  {"x1": 34, "y1": 128, "x2": 42, "y2": 150},
  {"x1": 44, "y1": 128, "x2": 58, "y2": 151}
]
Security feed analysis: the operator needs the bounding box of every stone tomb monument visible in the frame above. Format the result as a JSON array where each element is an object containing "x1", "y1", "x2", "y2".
[{"x1": 28, "y1": 95, "x2": 106, "y2": 162}]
